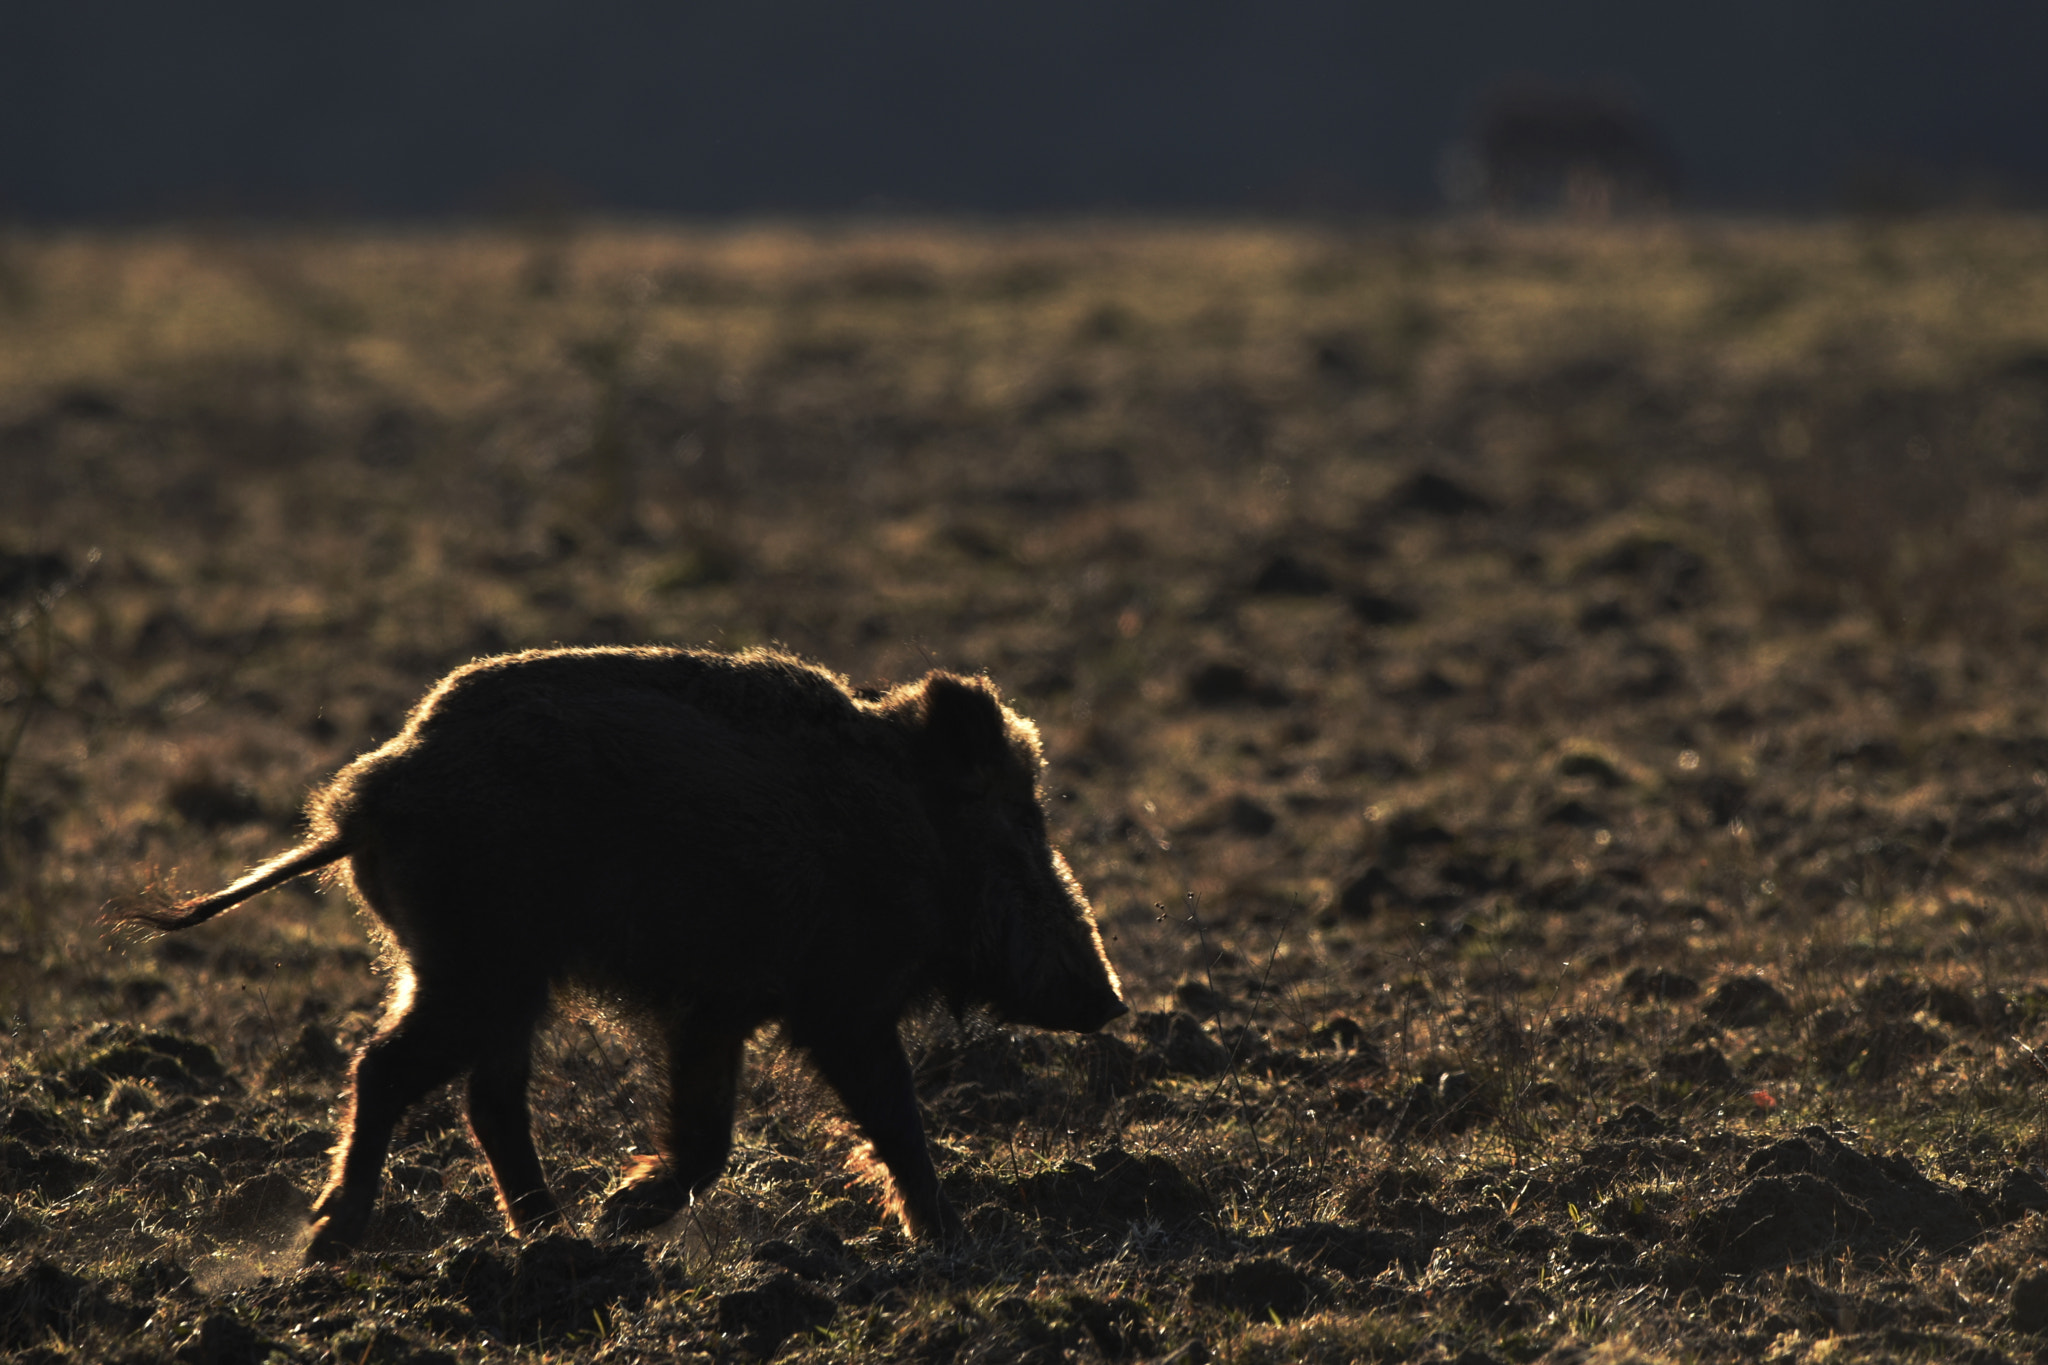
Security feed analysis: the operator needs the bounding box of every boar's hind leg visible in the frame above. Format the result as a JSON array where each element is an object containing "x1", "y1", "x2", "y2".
[
  {"x1": 595, "y1": 1021, "x2": 746, "y2": 1237},
  {"x1": 660, "y1": 1022, "x2": 748, "y2": 1191},
  {"x1": 796, "y1": 1018, "x2": 964, "y2": 1244},
  {"x1": 466, "y1": 1010, "x2": 561, "y2": 1236},
  {"x1": 305, "y1": 983, "x2": 499, "y2": 1262}
]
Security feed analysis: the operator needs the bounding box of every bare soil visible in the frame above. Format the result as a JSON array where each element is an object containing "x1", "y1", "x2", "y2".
[{"x1": 5, "y1": 216, "x2": 2048, "y2": 1362}]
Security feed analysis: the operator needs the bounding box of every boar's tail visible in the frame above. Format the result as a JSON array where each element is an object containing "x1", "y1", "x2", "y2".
[{"x1": 115, "y1": 837, "x2": 352, "y2": 932}]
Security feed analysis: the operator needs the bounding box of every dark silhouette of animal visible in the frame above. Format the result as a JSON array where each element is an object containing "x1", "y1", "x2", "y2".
[
  {"x1": 1472, "y1": 84, "x2": 1678, "y2": 215},
  {"x1": 121, "y1": 646, "x2": 1126, "y2": 1261}
]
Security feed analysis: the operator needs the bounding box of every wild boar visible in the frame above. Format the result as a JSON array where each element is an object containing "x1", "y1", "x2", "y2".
[{"x1": 121, "y1": 646, "x2": 1125, "y2": 1261}]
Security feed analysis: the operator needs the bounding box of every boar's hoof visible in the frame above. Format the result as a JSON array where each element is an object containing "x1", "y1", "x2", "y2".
[
  {"x1": 303, "y1": 1186, "x2": 376, "y2": 1263},
  {"x1": 595, "y1": 1172, "x2": 693, "y2": 1238},
  {"x1": 906, "y1": 1193, "x2": 969, "y2": 1248},
  {"x1": 502, "y1": 1191, "x2": 567, "y2": 1237},
  {"x1": 304, "y1": 1216, "x2": 360, "y2": 1264}
]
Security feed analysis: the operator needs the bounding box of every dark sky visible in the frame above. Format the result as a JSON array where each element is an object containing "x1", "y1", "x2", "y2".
[{"x1": 5, "y1": 1, "x2": 2043, "y2": 219}]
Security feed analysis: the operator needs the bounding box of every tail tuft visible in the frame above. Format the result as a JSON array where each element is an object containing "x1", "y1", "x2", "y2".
[
  {"x1": 100, "y1": 885, "x2": 190, "y2": 940},
  {"x1": 105, "y1": 839, "x2": 352, "y2": 937},
  {"x1": 110, "y1": 886, "x2": 237, "y2": 932}
]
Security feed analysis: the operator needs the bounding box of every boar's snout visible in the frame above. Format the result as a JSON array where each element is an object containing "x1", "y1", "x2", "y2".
[
  {"x1": 1064, "y1": 973, "x2": 1131, "y2": 1033},
  {"x1": 988, "y1": 850, "x2": 1127, "y2": 1034},
  {"x1": 999, "y1": 928, "x2": 1127, "y2": 1033}
]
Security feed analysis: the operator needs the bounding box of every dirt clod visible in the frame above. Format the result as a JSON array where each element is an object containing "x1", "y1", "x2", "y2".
[
  {"x1": 1186, "y1": 662, "x2": 1289, "y2": 709},
  {"x1": 442, "y1": 1236, "x2": 654, "y2": 1342},
  {"x1": 1250, "y1": 554, "x2": 1333, "y2": 596},
  {"x1": 716, "y1": 1271, "x2": 837, "y2": 1356},
  {"x1": 1016, "y1": 1147, "x2": 1213, "y2": 1234},
  {"x1": 1691, "y1": 1128, "x2": 1979, "y2": 1277},
  {"x1": 1623, "y1": 968, "x2": 1701, "y2": 1003},
  {"x1": 1134, "y1": 1010, "x2": 1232, "y2": 1078},
  {"x1": 1702, "y1": 976, "x2": 1791, "y2": 1027},
  {"x1": 2011, "y1": 1269, "x2": 2048, "y2": 1333},
  {"x1": 1386, "y1": 471, "x2": 1491, "y2": 517},
  {"x1": 1188, "y1": 1256, "x2": 1320, "y2": 1319}
]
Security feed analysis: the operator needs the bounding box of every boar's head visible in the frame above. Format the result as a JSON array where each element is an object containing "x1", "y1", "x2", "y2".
[{"x1": 897, "y1": 673, "x2": 1127, "y2": 1033}]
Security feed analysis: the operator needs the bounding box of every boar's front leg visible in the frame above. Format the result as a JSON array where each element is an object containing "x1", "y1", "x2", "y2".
[
  {"x1": 595, "y1": 1020, "x2": 746, "y2": 1237},
  {"x1": 465, "y1": 1021, "x2": 562, "y2": 1236},
  {"x1": 795, "y1": 1017, "x2": 964, "y2": 1244}
]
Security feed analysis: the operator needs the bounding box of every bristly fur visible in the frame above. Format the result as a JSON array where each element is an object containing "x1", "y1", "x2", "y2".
[{"x1": 841, "y1": 1137, "x2": 910, "y2": 1230}]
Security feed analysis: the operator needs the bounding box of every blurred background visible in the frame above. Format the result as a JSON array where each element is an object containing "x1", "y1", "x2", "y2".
[{"x1": 5, "y1": 0, "x2": 2046, "y2": 221}]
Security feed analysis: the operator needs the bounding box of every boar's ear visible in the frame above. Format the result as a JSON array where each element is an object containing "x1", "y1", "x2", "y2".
[{"x1": 917, "y1": 673, "x2": 1012, "y2": 788}]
